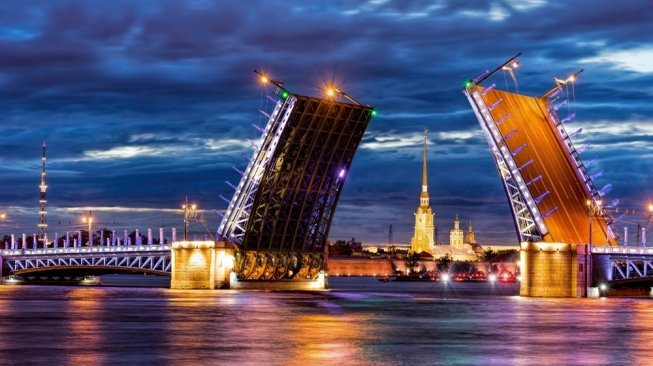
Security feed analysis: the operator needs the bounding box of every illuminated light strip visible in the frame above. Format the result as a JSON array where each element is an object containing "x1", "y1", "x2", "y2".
[{"x1": 218, "y1": 96, "x2": 297, "y2": 242}]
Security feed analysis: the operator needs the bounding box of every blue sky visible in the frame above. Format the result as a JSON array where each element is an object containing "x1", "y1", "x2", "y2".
[{"x1": 0, "y1": 0, "x2": 652, "y2": 245}]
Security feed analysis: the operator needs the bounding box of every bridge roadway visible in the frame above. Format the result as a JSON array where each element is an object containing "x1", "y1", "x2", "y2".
[
  {"x1": 0, "y1": 244, "x2": 171, "y2": 276},
  {"x1": 1, "y1": 241, "x2": 652, "y2": 287},
  {"x1": 481, "y1": 88, "x2": 613, "y2": 245}
]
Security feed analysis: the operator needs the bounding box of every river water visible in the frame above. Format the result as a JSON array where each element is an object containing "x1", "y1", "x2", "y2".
[{"x1": 0, "y1": 277, "x2": 651, "y2": 365}]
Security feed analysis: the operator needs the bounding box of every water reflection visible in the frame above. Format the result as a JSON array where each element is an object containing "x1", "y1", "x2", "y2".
[
  {"x1": 65, "y1": 288, "x2": 105, "y2": 365},
  {"x1": 287, "y1": 314, "x2": 370, "y2": 364},
  {"x1": 0, "y1": 278, "x2": 651, "y2": 364}
]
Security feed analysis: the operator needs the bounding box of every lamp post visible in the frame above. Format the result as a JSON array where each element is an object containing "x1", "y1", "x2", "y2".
[
  {"x1": 585, "y1": 198, "x2": 602, "y2": 296},
  {"x1": 182, "y1": 198, "x2": 197, "y2": 241},
  {"x1": 82, "y1": 211, "x2": 93, "y2": 246},
  {"x1": 586, "y1": 199, "x2": 603, "y2": 246}
]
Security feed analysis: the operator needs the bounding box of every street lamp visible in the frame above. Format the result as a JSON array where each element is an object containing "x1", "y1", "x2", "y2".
[
  {"x1": 586, "y1": 199, "x2": 603, "y2": 246},
  {"x1": 182, "y1": 198, "x2": 198, "y2": 241},
  {"x1": 82, "y1": 211, "x2": 93, "y2": 245}
]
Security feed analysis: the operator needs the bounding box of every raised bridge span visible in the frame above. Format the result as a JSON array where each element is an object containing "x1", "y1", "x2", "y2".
[{"x1": 463, "y1": 53, "x2": 648, "y2": 297}]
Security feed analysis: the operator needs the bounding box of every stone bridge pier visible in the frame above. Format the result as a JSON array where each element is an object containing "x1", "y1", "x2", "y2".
[{"x1": 519, "y1": 242, "x2": 590, "y2": 297}]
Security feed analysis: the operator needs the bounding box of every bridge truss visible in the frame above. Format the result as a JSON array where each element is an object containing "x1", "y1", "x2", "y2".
[{"x1": 1, "y1": 245, "x2": 171, "y2": 276}]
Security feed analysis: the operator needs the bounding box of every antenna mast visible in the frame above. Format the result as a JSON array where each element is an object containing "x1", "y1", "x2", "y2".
[{"x1": 38, "y1": 141, "x2": 48, "y2": 245}]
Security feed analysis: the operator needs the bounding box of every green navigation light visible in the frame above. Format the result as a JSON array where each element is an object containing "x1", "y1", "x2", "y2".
[
  {"x1": 281, "y1": 90, "x2": 289, "y2": 99},
  {"x1": 371, "y1": 109, "x2": 377, "y2": 117},
  {"x1": 464, "y1": 80, "x2": 474, "y2": 89}
]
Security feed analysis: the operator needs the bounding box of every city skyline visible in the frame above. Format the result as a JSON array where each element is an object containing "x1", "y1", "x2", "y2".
[{"x1": 1, "y1": 1, "x2": 652, "y2": 245}]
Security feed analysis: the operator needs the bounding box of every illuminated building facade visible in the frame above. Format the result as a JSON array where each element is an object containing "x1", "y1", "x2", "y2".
[{"x1": 410, "y1": 129, "x2": 435, "y2": 254}]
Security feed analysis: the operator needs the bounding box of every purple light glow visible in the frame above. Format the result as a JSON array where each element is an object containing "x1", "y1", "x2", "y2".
[{"x1": 339, "y1": 169, "x2": 346, "y2": 178}]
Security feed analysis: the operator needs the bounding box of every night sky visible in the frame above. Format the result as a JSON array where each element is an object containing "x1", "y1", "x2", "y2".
[{"x1": 1, "y1": 0, "x2": 652, "y2": 246}]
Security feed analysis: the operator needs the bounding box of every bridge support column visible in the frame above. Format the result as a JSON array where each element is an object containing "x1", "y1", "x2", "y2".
[
  {"x1": 170, "y1": 241, "x2": 234, "y2": 289},
  {"x1": 591, "y1": 253, "x2": 612, "y2": 286},
  {"x1": 520, "y1": 242, "x2": 585, "y2": 297}
]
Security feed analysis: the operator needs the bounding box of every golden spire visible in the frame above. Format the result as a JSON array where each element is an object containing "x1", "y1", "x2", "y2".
[{"x1": 420, "y1": 128, "x2": 429, "y2": 203}]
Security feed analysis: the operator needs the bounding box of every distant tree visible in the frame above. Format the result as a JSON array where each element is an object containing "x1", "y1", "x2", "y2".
[
  {"x1": 437, "y1": 254, "x2": 452, "y2": 272},
  {"x1": 1, "y1": 235, "x2": 10, "y2": 249},
  {"x1": 405, "y1": 252, "x2": 420, "y2": 273},
  {"x1": 482, "y1": 249, "x2": 495, "y2": 262}
]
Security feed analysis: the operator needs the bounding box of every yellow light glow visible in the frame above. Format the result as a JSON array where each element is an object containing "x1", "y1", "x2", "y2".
[
  {"x1": 511, "y1": 61, "x2": 520, "y2": 69},
  {"x1": 182, "y1": 204, "x2": 186, "y2": 209},
  {"x1": 326, "y1": 88, "x2": 335, "y2": 97},
  {"x1": 0, "y1": 213, "x2": 5, "y2": 220},
  {"x1": 191, "y1": 204, "x2": 197, "y2": 210},
  {"x1": 568, "y1": 75, "x2": 575, "y2": 83},
  {"x1": 597, "y1": 199, "x2": 603, "y2": 207},
  {"x1": 260, "y1": 75, "x2": 269, "y2": 84},
  {"x1": 648, "y1": 203, "x2": 653, "y2": 213},
  {"x1": 586, "y1": 200, "x2": 591, "y2": 207}
]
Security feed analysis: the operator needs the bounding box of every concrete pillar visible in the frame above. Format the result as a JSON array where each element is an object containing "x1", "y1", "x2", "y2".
[
  {"x1": 77, "y1": 231, "x2": 82, "y2": 247},
  {"x1": 591, "y1": 253, "x2": 612, "y2": 285},
  {"x1": 135, "y1": 229, "x2": 141, "y2": 245},
  {"x1": 22, "y1": 234, "x2": 26, "y2": 250},
  {"x1": 147, "y1": 228, "x2": 152, "y2": 245},
  {"x1": 123, "y1": 230, "x2": 128, "y2": 246},
  {"x1": 642, "y1": 227, "x2": 647, "y2": 247},
  {"x1": 54, "y1": 232, "x2": 58, "y2": 248},
  {"x1": 172, "y1": 228, "x2": 176, "y2": 243},
  {"x1": 65, "y1": 232, "x2": 70, "y2": 248},
  {"x1": 11, "y1": 234, "x2": 15, "y2": 250},
  {"x1": 159, "y1": 228, "x2": 164, "y2": 244},
  {"x1": 111, "y1": 230, "x2": 116, "y2": 246},
  {"x1": 32, "y1": 234, "x2": 37, "y2": 249}
]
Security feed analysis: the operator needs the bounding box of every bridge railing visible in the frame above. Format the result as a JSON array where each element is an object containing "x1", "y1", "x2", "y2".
[{"x1": 592, "y1": 246, "x2": 653, "y2": 255}]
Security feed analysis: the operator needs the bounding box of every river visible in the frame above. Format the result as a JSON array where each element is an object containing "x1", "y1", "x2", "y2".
[{"x1": 0, "y1": 277, "x2": 651, "y2": 365}]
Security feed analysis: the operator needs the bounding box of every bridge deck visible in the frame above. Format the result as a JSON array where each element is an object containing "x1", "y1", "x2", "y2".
[{"x1": 482, "y1": 88, "x2": 612, "y2": 245}]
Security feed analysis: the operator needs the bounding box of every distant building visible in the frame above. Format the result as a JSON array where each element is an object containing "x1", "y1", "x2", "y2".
[
  {"x1": 410, "y1": 129, "x2": 435, "y2": 254},
  {"x1": 347, "y1": 237, "x2": 363, "y2": 252},
  {"x1": 465, "y1": 220, "x2": 476, "y2": 245}
]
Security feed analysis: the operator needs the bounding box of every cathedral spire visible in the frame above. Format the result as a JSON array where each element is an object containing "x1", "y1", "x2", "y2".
[
  {"x1": 420, "y1": 128, "x2": 429, "y2": 206},
  {"x1": 411, "y1": 128, "x2": 435, "y2": 254}
]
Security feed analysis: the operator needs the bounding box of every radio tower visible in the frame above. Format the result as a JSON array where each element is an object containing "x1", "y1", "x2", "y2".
[{"x1": 38, "y1": 141, "x2": 48, "y2": 245}]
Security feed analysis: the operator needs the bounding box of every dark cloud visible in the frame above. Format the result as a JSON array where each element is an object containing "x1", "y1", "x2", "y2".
[{"x1": 0, "y1": 0, "x2": 652, "y2": 245}]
